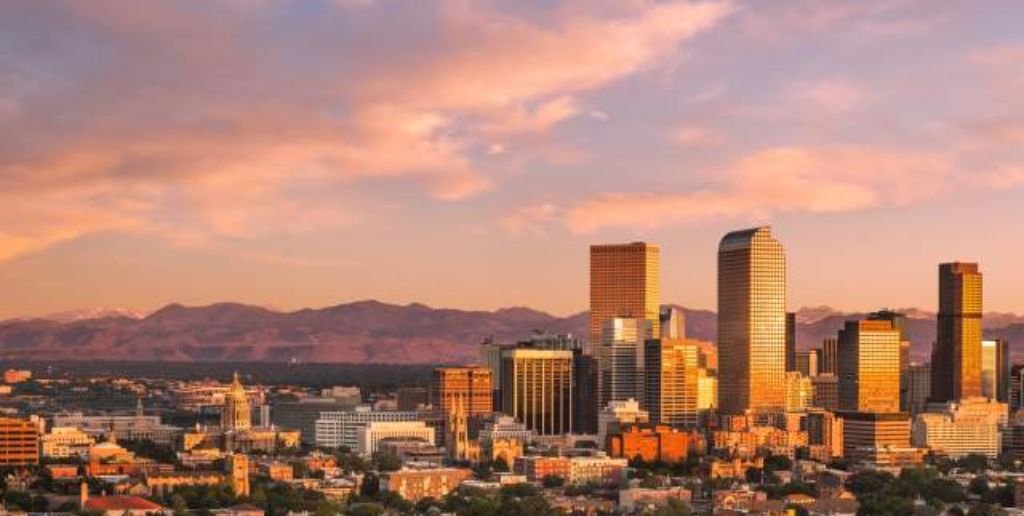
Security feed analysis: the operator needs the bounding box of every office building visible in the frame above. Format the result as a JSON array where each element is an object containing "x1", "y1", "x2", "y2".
[
  {"x1": 933, "y1": 262, "x2": 983, "y2": 402},
  {"x1": 820, "y1": 337, "x2": 839, "y2": 375},
  {"x1": 981, "y1": 339, "x2": 1009, "y2": 402},
  {"x1": 911, "y1": 397, "x2": 1006, "y2": 458},
  {"x1": 644, "y1": 338, "x2": 700, "y2": 427},
  {"x1": 839, "y1": 411, "x2": 911, "y2": 463},
  {"x1": 0, "y1": 417, "x2": 40, "y2": 465},
  {"x1": 660, "y1": 305, "x2": 686, "y2": 340},
  {"x1": 786, "y1": 312, "x2": 797, "y2": 372},
  {"x1": 357, "y1": 422, "x2": 436, "y2": 456},
  {"x1": 500, "y1": 348, "x2": 574, "y2": 435},
  {"x1": 838, "y1": 320, "x2": 901, "y2": 413},
  {"x1": 785, "y1": 372, "x2": 813, "y2": 413},
  {"x1": 794, "y1": 351, "x2": 819, "y2": 377},
  {"x1": 429, "y1": 366, "x2": 493, "y2": 417},
  {"x1": 314, "y1": 408, "x2": 421, "y2": 450},
  {"x1": 804, "y1": 410, "x2": 843, "y2": 463},
  {"x1": 599, "y1": 318, "x2": 647, "y2": 408},
  {"x1": 590, "y1": 242, "x2": 660, "y2": 354},
  {"x1": 718, "y1": 226, "x2": 787, "y2": 415},
  {"x1": 1012, "y1": 365, "x2": 1024, "y2": 411},
  {"x1": 810, "y1": 374, "x2": 839, "y2": 411},
  {"x1": 697, "y1": 369, "x2": 718, "y2": 412},
  {"x1": 904, "y1": 363, "x2": 932, "y2": 415}
]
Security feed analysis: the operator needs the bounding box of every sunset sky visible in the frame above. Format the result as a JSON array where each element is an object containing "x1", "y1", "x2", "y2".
[{"x1": 1, "y1": 1, "x2": 1023, "y2": 319}]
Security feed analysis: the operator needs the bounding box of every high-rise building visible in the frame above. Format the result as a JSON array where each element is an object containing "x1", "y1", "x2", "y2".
[
  {"x1": 785, "y1": 312, "x2": 797, "y2": 372},
  {"x1": 794, "y1": 351, "x2": 819, "y2": 378},
  {"x1": 981, "y1": 339, "x2": 1009, "y2": 402},
  {"x1": 643, "y1": 338, "x2": 699, "y2": 427},
  {"x1": 429, "y1": 366, "x2": 493, "y2": 418},
  {"x1": 718, "y1": 226, "x2": 787, "y2": 415},
  {"x1": 933, "y1": 262, "x2": 983, "y2": 402},
  {"x1": 1011, "y1": 365, "x2": 1024, "y2": 411},
  {"x1": 838, "y1": 320, "x2": 901, "y2": 414},
  {"x1": 599, "y1": 318, "x2": 647, "y2": 409},
  {"x1": 785, "y1": 372, "x2": 813, "y2": 413},
  {"x1": 589, "y1": 242, "x2": 660, "y2": 354},
  {"x1": 222, "y1": 373, "x2": 252, "y2": 431},
  {"x1": 820, "y1": 337, "x2": 839, "y2": 376},
  {"x1": 697, "y1": 369, "x2": 718, "y2": 412},
  {"x1": 811, "y1": 374, "x2": 839, "y2": 411},
  {"x1": 500, "y1": 348, "x2": 574, "y2": 435},
  {"x1": 659, "y1": 305, "x2": 686, "y2": 340},
  {"x1": 904, "y1": 363, "x2": 932, "y2": 415}
]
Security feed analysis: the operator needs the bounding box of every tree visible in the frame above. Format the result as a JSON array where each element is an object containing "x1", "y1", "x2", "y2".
[
  {"x1": 372, "y1": 451, "x2": 402, "y2": 472},
  {"x1": 171, "y1": 494, "x2": 190, "y2": 516},
  {"x1": 969, "y1": 476, "x2": 991, "y2": 497},
  {"x1": 541, "y1": 475, "x2": 565, "y2": 488},
  {"x1": 653, "y1": 498, "x2": 693, "y2": 516},
  {"x1": 845, "y1": 470, "x2": 895, "y2": 498},
  {"x1": 958, "y1": 454, "x2": 990, "y2": 474}
]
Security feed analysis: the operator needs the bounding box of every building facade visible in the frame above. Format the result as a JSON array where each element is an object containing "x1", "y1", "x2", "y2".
[
  {"x1": 589, "y1": 242, "x2": 660, "y2": 354},
  {"x1": 933, "y1": 262, "x2": 983, "y2": 402},
  {"x1": 429, "y1": 366, "x2": 493, "y2": 417},
  {"x1": 500, "y1": 348, "x2": 574, "y2": 435},
  {"x1": 643, "y1": 338, "x2": 699, "y2": 427},
  {"x1": 837, "y1": 320, "x2": 901, "y2": 413},
  {"x1": 717, "y1": 226, "x2": 787, "y2": 415}
]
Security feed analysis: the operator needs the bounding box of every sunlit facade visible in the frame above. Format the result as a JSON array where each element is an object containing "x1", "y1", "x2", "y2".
[
  {"x1": 980, "y1": 339, "x2": 1008, "y2": 402},
  {"x1": 837, "y1": 320, "x2": 901, "y2": 413},
  {"x1": 644, "y1": 338, "x2": 700, "y2": 427},
  {"x1": 599, "y1": 318, "x2": 647, "y2": 409},
  {"x1": 717, "y1": 226, "x2": 786, "y2": 415},
  {"x1": 589, "y1": 242, "x2": 660, "y2": 355},
  {"x1": 933, "y1": 262, "x2": 983, "y2": 402},
  {"x1": 500, "y1": 348, "x2": 574, "y2": 436}
]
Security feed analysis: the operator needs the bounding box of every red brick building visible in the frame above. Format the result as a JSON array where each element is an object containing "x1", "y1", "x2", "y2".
[{"x1": 608, "y1": 425, "x2": 694, "y2": 463}]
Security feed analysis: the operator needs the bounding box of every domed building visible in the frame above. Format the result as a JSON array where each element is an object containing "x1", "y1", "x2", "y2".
[{"x1": 183, "y1": 373, "x2": 299, "y2": 454}]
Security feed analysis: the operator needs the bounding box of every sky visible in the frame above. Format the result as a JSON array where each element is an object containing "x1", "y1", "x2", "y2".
[{"x1": 1, "y1": 0, "x2": 1023, "y2": 319}]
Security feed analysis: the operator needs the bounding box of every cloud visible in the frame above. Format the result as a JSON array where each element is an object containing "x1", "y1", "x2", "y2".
[
  {"x1": 0, "y1": 0, "x2": 732, "y2": 261},
  {"x1": 671, "y1": 124, "x2": 723, "y2": 146},
  {"x1": 500, "y1": 203, "x2": 562, "y2": 237},
  {"x1": 795, "y1": 79, "x2": 865, "y2": 113},
  {"x1": 565, "y1": 146, "x2": 953, "y2": 233}
]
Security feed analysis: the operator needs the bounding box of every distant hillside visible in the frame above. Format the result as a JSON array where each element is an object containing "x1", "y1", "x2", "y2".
[{"x1": 0, "y1": 302, "x2": 1019, "y2": 364}]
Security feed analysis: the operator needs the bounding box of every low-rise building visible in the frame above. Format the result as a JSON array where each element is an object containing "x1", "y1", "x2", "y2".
[
  {"x1": 911, "y1": 397, "x2": 1006, "y2": 458},
  {"x1": 619, "y1": 487, "x2": 691, "y2": 512},
  {"x1": 357, "y1": 421, "x2": 435, "y2": 456},
  {"x1": 607, "y1": 425, "x2": 695, "y2": 463},
  {"x1": 381, "y1": 467, "x2": 473, "y2": 502}
]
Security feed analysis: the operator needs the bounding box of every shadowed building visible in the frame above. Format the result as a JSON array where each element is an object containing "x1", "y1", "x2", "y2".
[
  {"x1": 932, "y1": 262, "x2": 983, "y2": 402},
  {"x1": 717, "y1": 226, "x2": 787, "y2": 415},
  {"x1": 589, "y1": 242, "x2": 660, "y2": 355}
]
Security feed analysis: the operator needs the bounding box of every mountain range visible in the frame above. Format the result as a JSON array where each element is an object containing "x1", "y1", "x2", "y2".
[{"x1": 0, "y1": 302, "x2": 1022, "y2": 364}]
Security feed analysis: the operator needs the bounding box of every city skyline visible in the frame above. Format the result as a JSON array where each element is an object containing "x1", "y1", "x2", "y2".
[{"x1": 2, "y1": 1, "x2": 1024, "y2": 319}]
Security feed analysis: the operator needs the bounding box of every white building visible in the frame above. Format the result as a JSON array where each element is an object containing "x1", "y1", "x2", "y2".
[
  {"x1": 314, "y1": 407, "x2": 420, "y2": 450},
  {"x1": 41, "y1": 426, "x2": 95, "y2": 458},
  {"x1": 599, "y1": 318, "x2": 648, "y2": 408},
  {"x1": 911, "y1": 397, "x2": 1007, "y2": 458},
  {"x1": 569, "y1": 455, "x2": 628, "y2": 485},
  {"x1": 357, "y1": 421, "x2": 435, "y2": 456}
]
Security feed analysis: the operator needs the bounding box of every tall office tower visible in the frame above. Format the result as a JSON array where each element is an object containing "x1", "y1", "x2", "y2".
[
  {"x1": 932, "y1": 262, "x2": 983, "y2": 402},
  {"x1": 429, "y1": 366, "x2": 493, "y2": 418},
  {"x1": 905, "y1": 363, "x2": 932, "y2": 415},
  {"x1": 785, "y1": 372, "x2": 813, "y2": 412},
  {"x1": 659, "y1": 305, "x2": 686, "y2": 339},
  {"x1": 837, "y1": 320, "x2": 901, "y2": 413},
  {"x1": 643, "y1": 338, "x2": 700, "y2": 427},
  {"x1": 1012, "y1": 365, "x2": 1024, "y2": 411},
  {"x1": 981, "y1": 339, "x2": 1009, "y2": 402},
  {"x1": 820, "y1": 338, "x2": 839, "y2": 375},
  {"x1": 868, "y1": 310, "x2": 911, "y2": 409},
  {"x1": 599, "y1": 318, "x2": 647, "y2": 408},
  {"x1": 718, "y1": 226, "x2": 787, "y2": 415},
  {"x1": 572, "y1": 354, "x2": 599, "y2": 435},
  {"x1": 785, "y1": 312, "x2": 797, "y2": 372},
  {"x1": 794, "y1": 351, "x2": 819, "y2": 377},
  {"x1": 500, "y1": 348, "x2": 574, "y2": 435},
  {"x1": 589, "y1": 242, "x2": 660, "y2": 354},
  {"x1": 811, "y1": 374, "x2": 839, "y2": 411}
]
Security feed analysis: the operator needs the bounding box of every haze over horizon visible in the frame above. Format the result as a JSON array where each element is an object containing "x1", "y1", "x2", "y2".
[{"x1": 2, "y1": 1, "x2": 1024, "y2": 319}]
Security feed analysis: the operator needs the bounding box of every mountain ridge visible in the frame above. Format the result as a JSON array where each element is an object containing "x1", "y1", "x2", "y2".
[{"x1": 0, "y1": 301, "x2": 1020, "y2": 364}]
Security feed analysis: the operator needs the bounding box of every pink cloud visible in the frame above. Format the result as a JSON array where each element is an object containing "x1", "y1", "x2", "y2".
[
  {"x1": 0, "y1": 0, "x2": 732, "y2": 261},
  {"x1": 566, "y1": 146, "x2": 953, "y2": 233}
]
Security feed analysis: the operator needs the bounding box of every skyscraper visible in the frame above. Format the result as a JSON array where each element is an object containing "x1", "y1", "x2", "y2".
[
  {"x1": 659, "y1": 305, "x2": 686, "y2": 340},
  {"x1": 820, "y1": 337, "x2": 839, "y2": 376},
  {"x1": 598, "y1": 318, "x2": 647, "y2": 409},
  {"x1": 718, "y1": 226, "x2": 787, "y2": 415},
  {"x1": 500, "y1": 348, "x2": 574, "y2": 435},
  {"x1": 785, "y1": 312, "x2": 797, "y2": 372},
  {"x1": 933, "y1": 262, "x2": 983, "y2": 402},
  {"x1": 837, "y1": 320, "x2": 901, "y2": 413},
  {"x1": 589, "y1": 242, "x2": 660, "y2": 354},
  {"x1": 981, "y1": 339, "x2": 1009, "y2": 402},
  {"x1": 644, "y1": 338, "x2": 700, "y2": 427}
]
